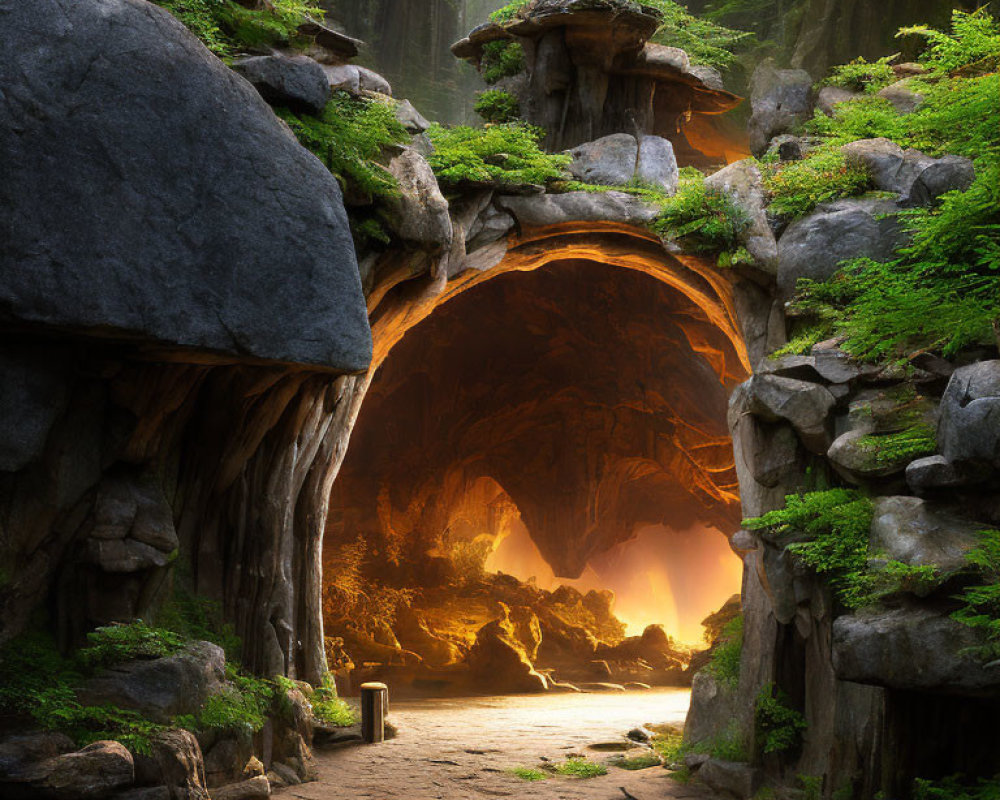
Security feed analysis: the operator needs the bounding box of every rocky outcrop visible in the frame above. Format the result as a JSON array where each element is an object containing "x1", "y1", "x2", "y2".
[
  {"x1": 452, "y1": 0, "x2": 742, "y2": 159},
  {"x1": 1, "y1": 0, "x2": 370, "y2": 373},
  {"x1": 567, "y1": 134, "x2": 679, "y2": 194},
  {"x1": 0, "y1": 0, "x2": 375, "y2": 688},
  {"x1": 233, "y1": 54, "x2": 331, "y2": 113},
  {"x1": 467, "y1": 605, "x2": 548, "y2": 693},
  {"x1": 747, "y1": 64, "x2": 813, "y2": 156}
]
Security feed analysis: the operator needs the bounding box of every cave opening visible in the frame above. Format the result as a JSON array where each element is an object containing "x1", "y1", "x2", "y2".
[{"x1": 323, "y1": 255, "x2": 748, "y2": 701}]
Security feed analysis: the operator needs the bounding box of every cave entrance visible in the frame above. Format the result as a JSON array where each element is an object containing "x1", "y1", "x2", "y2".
[{"x1": 323, "y1": 246, "x2": 748, "y2": 706}]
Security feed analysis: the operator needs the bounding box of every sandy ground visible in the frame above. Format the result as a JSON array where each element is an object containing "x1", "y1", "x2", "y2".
[{"x1": 277, "y1": 689, "x2": 717, "y2": 800}]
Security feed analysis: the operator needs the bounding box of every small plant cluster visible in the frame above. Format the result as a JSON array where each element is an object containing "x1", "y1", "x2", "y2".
[
  {"x1": 309, "y1": 672, "x2": 358, "y2": 726},
  {"x1": 275, "y1": 92, "x2": 410, "y2": 248},
  {"x1": 649, "y1": 173, "x2": 751, "y2": 263},
  {"x1": 854, "y1": 423, "x2": 937, "y2": 469},
  {"x1": 474, "y1": 89, "x2": 521, "y2": 124},
  {"x1": 0, "y1": 602, "x2": 353, "y2": 756},
  {"x1": 776, "y1": 9, "x2": 1000, "y2": 363},
  {"x1": 821, "y1": 55, "x2": 898, "y2": 93},
  {"x1": 652, "y1": 720, "x2": 748, "y2": 777},
  {"x1": 754, "y1": 683, "x2": 807, "y2": 756},
  {"x1": 952, "y1": 530, "x2": 1000, "y2": 662},
  {"x1": 490, "y1": 0, "x2": 533, "y2": 24},
  {"x1": 152, "y1": 0, "x2": 323, "y2": 59},
  {"x1": 426, "y1": 122, "x2": 572, "y2": 187},
  {"x1": 704, "y1": 613, "x2": 743, "y2": 688},
  {"x1": 643, "y1": 0, "x2": 752, "y2": 70},
  {"x1": 481, "y1": 40, "x2": 527, "y2": 85},
  {"x1": 507, "y1": 757, "x2": 608, "y2": 781},
  {"x1": 762, "y1": 149, "x2": 870, "y2": 219}
]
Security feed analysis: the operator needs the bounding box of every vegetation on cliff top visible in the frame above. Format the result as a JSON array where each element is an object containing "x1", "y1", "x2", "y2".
[
  {"x1": 777, "y1": 9, "x2": 1000, "y2": 363},
  {"x1": 152, "y1": 0, "x2": 323, "y2": 58},
  {"x1": 426, "y1": 122, "x2": 572, "y2": 187}
]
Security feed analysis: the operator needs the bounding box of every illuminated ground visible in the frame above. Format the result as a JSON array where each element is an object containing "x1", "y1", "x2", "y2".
[{"x1": 281, "y1": 689, "x2": 716, "y2": 799}]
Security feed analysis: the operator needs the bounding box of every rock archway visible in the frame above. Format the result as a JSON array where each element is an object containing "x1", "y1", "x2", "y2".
[{"x1": 323, "y1": 220, "x2": 752, "y2": 692}]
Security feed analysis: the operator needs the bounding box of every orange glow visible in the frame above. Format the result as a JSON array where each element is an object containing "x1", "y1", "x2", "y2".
[{"x1": 484, "y1": 518, "x2": 743, "y2": 645}]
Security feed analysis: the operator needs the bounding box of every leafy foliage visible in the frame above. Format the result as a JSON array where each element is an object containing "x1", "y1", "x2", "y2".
[
  {"x1": 309, "y1": 673, "x2": 357, "y2": 726},
  {"x1": 77, "y1": 621, "x2": 184, "y2": 670},
  {"x1": 276, "y1": 93, "x2": 408, "y2": 202},
  {"x1": 481, "y1": 40, "x2": 527, "y2": 84},
  {"x1": 822, "y1": 55, "x2": 897, "y2": 93},
  {"x1": 898, "y1": 9, "x2": 1000, "y2": 74},
  {"x1": 778, "y1": 10, "x2": 1000, "y2": 363},
  {"x1": 650, "y1": 175, "x2": 750, "y2": 260},
  {"x1": 156, "y1": 586, "x2": 242, "y2": 662},
  {"x1": 754, "y1": 684, "x2": 807, "y2": 756},
  {"x1": 643, "y1": 0, "x2": 752, "y2": 70},
  {"x1": 952, "y1": 530, "x2": 1000, "y2": 661},
  {"x1": 854, "y1": 424, "x2": 937, "y2": 468},
  {"x1": 762, "y1": 150, "x2": 870, "y2": 219},
  {"x1": 745, "y1": 490, "x2": 875, "y2": 607},
  {"x1": 704, "y1": 614, "x2": 743, "y2": 688},
  {"x1": 426, "y1": 122, "x2": 572, "y2": 187},
  {"x1": 490, "y1": 0, "x2": 533, "y2": 24},
  {"x1": 152, "y1": 0, "x2": 323, "y2": 58},
  {"x1": 474, "y1": 89, "x2": 521, "y2": 124}
]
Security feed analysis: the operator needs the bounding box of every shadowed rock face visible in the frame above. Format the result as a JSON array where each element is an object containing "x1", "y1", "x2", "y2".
[{"x1": 330, "y1": 259, "x2": 745, "y2": 578}]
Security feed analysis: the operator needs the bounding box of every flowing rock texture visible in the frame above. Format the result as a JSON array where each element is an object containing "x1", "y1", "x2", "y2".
[{"x1": 0, "y1": 0, "x2": 371, "y2": 684}]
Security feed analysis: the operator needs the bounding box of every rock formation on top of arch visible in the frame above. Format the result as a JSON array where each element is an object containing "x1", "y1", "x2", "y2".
[{"x1": 451, "y1": 0, "x2": 743, "y2": 158}]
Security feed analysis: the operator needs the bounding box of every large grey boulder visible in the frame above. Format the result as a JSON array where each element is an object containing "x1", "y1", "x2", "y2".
[
  {"x1": 841, "y1": 139, "x2": 974, "y2": 205},
  {"x1": 869, "y1": 496, "x2": 982, "y2": 575},
  {"x1": 777, "y1": 198, "x2": 905, "y2": 298},
  {"x1": 567, "y1": 134, "x2": 678, "y2": 194},
  {"x1": 321, "y1": 64, "x2": 392, "y2": 96},
  {"x1": 231, "y1": 54, "x2": 330, "y2": 113},
  {"x1": 747, "y1": 64, "x2": 813, "y2": 156},
  {"x1": 705, "y1": 160, "x2": 777, "y2": 273},
  {"x1": 817, "y1": 86, "x2": 859, "y2": 116},
  {"x1": 938, "y1": 361, "x2": 1000, "y2": 470},
  {"x1": 696, "y1": 758, "x2": 760, "y2": 797},
  {"x1": 382, "y1": 147, "x2": 453, "y2": 249},
  {"x1": 0, "y1": 0, "x2": 371, "y2": 373},
  {"x1": 744, "y1": 374, "x2": 836, "y2": 453},
  {"x1": 78, "y1": 642, "x2": 227, "y2": 724},
  {"x1": 833, "y1": 607, "x2": 1000, "y2": 693},
  {"x1": 497, "y1": 191, "x2": 660, "y2": 227},
  {"x1": 684, "y1": 672, "x2": 736, "y2": 747},
  {"x1": 22, "y1": 741, "x2": 134, "y2": 799}
]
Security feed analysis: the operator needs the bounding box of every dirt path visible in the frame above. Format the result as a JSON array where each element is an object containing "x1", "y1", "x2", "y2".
[{"x1": 279, "y1": 689, "x2": 717, "y2": 800}]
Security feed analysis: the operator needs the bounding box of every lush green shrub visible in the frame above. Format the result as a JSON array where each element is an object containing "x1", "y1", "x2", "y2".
[
  {"x1": 481, "y1": 40, "x2": 527, "y2": 85},
  {"x1": 898, "y1": 8, "x2": 1000, "y2": 74},
  {"x1": 643, "y1": 0, "x2": 751, "y2": 70},
  {"x1": 854, "y1": 424, "x2": 937, "y2": 467},
  {"x1": 754, "y1": 684, "x2": 807, "y2": 756},
  {"x1": 952, "y1": 530, "x2": 1000, "y2": 661},
  {"x1": 426, "y1": 122, "x2": 571, "y2": 187},
  {"x1": 152, "y1": 0, "x2": 323, "y2": 58},
  {"x1": 276, "y1": 93, "x2": 408, "y2": 202},
  {"x1": 822, "y1": 55, "x2": 897, "y2": 92},
  {"x1": 650, "y1": 177, "x2": 750, "y2": 261},
  {"x1": 744, "y1": 489, "x2": 875, "y2": 607},
  {"x1": 704, "y1": 614, "x2": 743, "y2": 688},
  {"x1": 474, "y1": 89, "x2": 521, "y2": 124},
  {"x1": 309, "y1": 673, "x2": 357, "y2": 726},
  {"x1": 78, "y1": 621, "x2": 185, "y2": 670},
  {"x1": 762, "y1": 150, "x2": 871, "y2": 219}
]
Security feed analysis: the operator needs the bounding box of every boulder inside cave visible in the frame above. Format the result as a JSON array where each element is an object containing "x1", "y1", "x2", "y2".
[{"x1": 323, "y1": 257, "x2": 747, "y2": 696}]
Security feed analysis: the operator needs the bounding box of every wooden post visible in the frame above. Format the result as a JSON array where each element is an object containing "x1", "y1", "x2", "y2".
[{"x1": 360, "y1": 682, "x2": 388, "y2": 743}]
